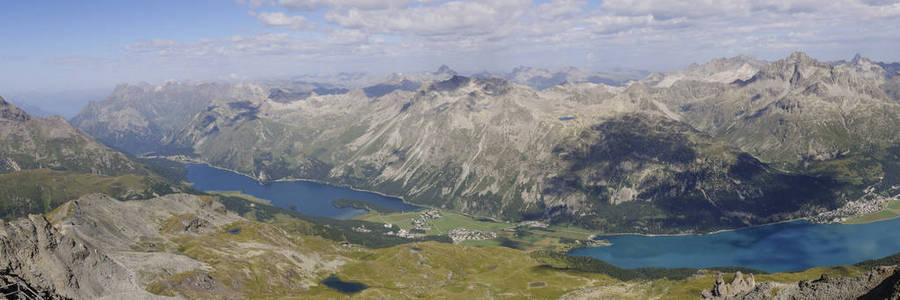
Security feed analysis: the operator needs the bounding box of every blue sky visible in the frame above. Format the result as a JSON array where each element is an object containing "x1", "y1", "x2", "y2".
[{"x1": 2, "y1": 0, "x2": 900, "y2": 95}]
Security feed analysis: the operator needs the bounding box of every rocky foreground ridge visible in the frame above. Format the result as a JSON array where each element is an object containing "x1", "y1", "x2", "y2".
[
  {"x1": 1, "y1": 190, "x2": 899, "y2": 298},
  {"x1": 702, "y1": 267, "x2": 900, "y2": 299},
  {"x1": 0, "y1": 192, "x2": 347, "y2": 299},
  {"x1": 0, "y1": 214, "x2": 159, "y2": 299}
]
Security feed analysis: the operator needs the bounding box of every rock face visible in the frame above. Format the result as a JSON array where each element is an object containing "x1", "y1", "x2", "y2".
[
  {"x1": 0, "y1": 95, "x2": 146, "y2": 176},
  {"x1": 741, "y1": 266, "x2": 900, "y2": 300},
  {"x1": 70, "y1": 52, "x2": 900, "y2": 233},
  {"x1": 0, "y1": 191, "x2": 353, "y2": 299},
  {"x1": 52, "y1": 193, "x2": 240, "y2": 251},
  {"x1": 860, "y1": 267, "x2": 900, "y2": 300},
  {"x1": 0, "y1": 214, "x2": 161, "y2": 299},
  {"x1": 702, "y1": 271, "x2": 757, "y2": 299}
]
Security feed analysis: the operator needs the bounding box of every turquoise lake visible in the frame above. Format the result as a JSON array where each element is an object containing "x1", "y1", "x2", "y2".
[
  {"x1": 185, "y1": 163, "x2": 900, "y2": 273},
  {"x1": 184, "y1": 164, "x2": 420, "y2": 219},
  {"x1": 568, "y1": 218, "x2": 900, "y2": 273}
]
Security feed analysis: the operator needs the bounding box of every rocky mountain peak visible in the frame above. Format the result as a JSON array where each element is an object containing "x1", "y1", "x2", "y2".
[
  {"x1": 646, "y1": 55, "x2": 767, "y2": 88},
  {"x1": 786, "y1": 51, "x2": 815, "y2": 65},
  {"x1": 511, "y1": 65, "x2": 532, "y2": 73},
  {"x1": 434, "y1": 65, "x2": 457, "y2": 76},
  {"x1": 0, "y1": 95, "x2": 31, "y2": 121},
  {"x1": 749, "y1": 51, "x2": 831, "y2": 85},
  {"x1": 429, "y1": 75, "x2": 472, "y2": 92},
  {"x1": 559, "y1": 66, "x2": 580, "y2": 73},
  {"x1": 703, "y1": 55, "x2": 761, "y2": 69},
  {"x1": 427, "y1": 75, "x2": 513, "y2": 96},
  {"x1": 842, "y1": 54, "x2": 886, "y2": 80}
]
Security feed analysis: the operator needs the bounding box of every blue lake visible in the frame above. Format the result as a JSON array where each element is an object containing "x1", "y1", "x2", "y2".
[
  {"x1": 568, "y1": 218, "x2": 900, "y2": 273},
  {"x1": 185, "y1": 164, "x2": 420, "y2": 219},
  {"x1": 185, "y1": 163, "x2": 900, "y2": 273}
]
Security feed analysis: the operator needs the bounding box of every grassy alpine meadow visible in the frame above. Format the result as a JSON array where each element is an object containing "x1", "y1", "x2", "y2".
[
  {"x1": 142, "y1": 201, "x2": 885, "y2": 299},
  {"x1": 358, "y1": 209, "x2": 602, "y2": 251},
  {"x1": 359, "y1": 210, "x2": 514, "y2": 235}
]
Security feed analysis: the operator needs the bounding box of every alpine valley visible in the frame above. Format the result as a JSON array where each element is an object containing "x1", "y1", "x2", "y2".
[
  {"x1": 72, "y1": 52, "x2": 900, "y2": 234},
  {"x1": 2, "y1": 52, "x2": 900, "y2": 299}
]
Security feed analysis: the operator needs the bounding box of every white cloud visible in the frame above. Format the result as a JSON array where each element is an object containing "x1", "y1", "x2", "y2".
[
  {"x1": 256, "y1": 12, "x2": 313, "y2": 30},
  {"x1": 535, "y1": 0, "x2": 586, "y2": 21},
  {"x1": 325, "y1": 0, "x2": 530, "y2": 36},
  {"x1": 124, "y1": 33, "x2": 322, "y2": 58},
  {"x1": 277, "y1": 0, "x2": 419, "y2": 11},
  {"x1": 105, "y1": 0, "x2": 900, "y2": 85},
  {"x1": 862, "y1": 0, "x2": 900, "y2": 5},
  {"x1": 326, "y1": 29, "x2": 369, "y2": 45}
]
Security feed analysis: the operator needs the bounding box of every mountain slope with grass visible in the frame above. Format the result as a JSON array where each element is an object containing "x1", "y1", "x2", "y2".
[
  {"x1": 0, "y1": 96, "x2": 146, "y2": 175},
  {"x1": 0, "y1": 96, "x2": 179, "y2": 220},
  {"x1": 1, "y1": 190, "x2": 897, "y2": 299}
]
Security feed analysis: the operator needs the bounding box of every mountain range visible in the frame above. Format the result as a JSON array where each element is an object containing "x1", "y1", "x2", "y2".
[
  {"x1": 0, "y1": 96, "x2": 178, "y2": 220},
  {"x1": 0, "y1": 96, "x2": 145, "y2": 175},
  {"x1": 69, "y1": 52, "x2": 900, "y2": 234},
  {"x1": 1, "y1": 51, "x2": 900, "y2": 298}
]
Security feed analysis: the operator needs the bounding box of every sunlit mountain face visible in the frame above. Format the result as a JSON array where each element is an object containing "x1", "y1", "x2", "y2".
[{"x1": 2, "y1": 1, "x2": 900, "y2": 299}]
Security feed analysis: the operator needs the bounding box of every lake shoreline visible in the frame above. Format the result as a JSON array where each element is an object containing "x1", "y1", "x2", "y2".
[
  {"x1": 158, "y1": 156, "x2": 513, "y2": 222},
  {"x1": 156, "y1": 156, "x2": 898, "y2": 239},
  {"x1": 568, "y1": 216, "x2": 900, "y2": 273},
  {"x1": 593, "y1": 217, "x2": 814, "y2": 239}
]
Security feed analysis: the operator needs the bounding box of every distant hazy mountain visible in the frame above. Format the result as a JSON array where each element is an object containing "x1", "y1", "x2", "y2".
[
  {"x1": 474, "y1": 66, "x2": 647, "y2": 90},
  {"x1": 642, "y1": 55, "x2": 769, "y2": 88},
  {"x1": 5, "y1": 97, "x2": 54, "y2": 117},
  {"x1": 71, "y1": 52, "x2": 900, "y2": 233},
  {"x1": 2, "y1": 88, "x2": 109, "y2": 118},
  {"x1": 71, "y1": 81, "x2": 270, "y2": 155},
  {"x1": 0, "y1": 96, "x2": 145, "y2": 175},
  {"x1": 283, "y1": 65, "x2": 458, "y2": 89}
]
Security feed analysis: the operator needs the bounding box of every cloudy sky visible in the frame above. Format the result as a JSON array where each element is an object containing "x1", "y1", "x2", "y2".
[{"x1": 2, "y1": 0, "x2": 900, "y2": 94}]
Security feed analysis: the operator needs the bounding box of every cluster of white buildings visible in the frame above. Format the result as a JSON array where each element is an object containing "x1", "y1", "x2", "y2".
[
  {"x1": 811, "y1": 193, "x2": 898, "y2": 223},
  {"x1": 448, "y1": 228, "x2": 497, "y2": 243}
]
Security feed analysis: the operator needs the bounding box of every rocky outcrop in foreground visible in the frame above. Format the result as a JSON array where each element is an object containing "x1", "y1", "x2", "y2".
[
  {"x1": 0, "y1": 214, "x2": 161, "y2": 299},
  {"x1": 705, "y1": 266, "x2": 900, "y2": 299},
  {"x1": 0, "y1": 193, "x2": 247, "y2": 299},
  {"x1": 701, "y1": 271, "x2": 756, "y2": 299}
]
